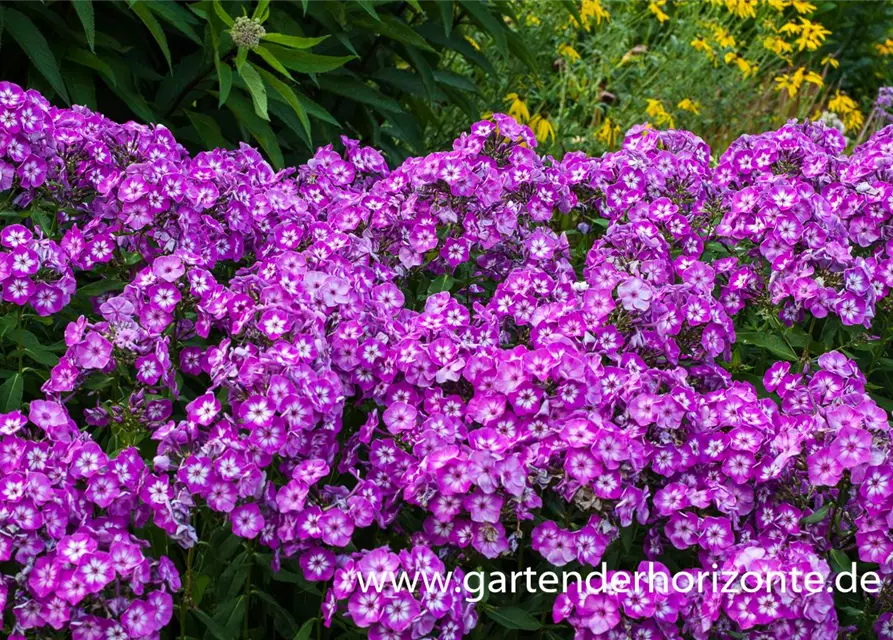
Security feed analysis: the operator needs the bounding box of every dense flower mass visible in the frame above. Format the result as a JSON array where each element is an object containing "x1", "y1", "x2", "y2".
[{"x1": 0, "y1": 80, "x2": 891, "y2": 638}]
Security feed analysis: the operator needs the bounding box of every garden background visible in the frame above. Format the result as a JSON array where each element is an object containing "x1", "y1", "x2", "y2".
[{"x1": 1, "y1": 1, "x2": 893, "y2": 639}]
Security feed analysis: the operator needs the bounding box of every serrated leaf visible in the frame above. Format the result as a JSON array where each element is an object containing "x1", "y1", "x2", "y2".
[
  {"x1": 262, "y1": 32, "x2": 327, "y2": 49},
  {"x1": 144, "y1": 0, "x2": 202, "y2": 44},
  {"x1": 737, "y1": 331, "x2": 798, "y2": 362},
  {"x1": 4, "y1": 9, "x2": 70, "y2": 103},
  {"x1": 261, "y1": 44, "x2": 353, "y2": 74},
  {"x1": 72, "y1": 0, "x2": 95, "y2": 52},
  {"x1": 486, "y1": 607, "x2": 542, "y2": 631},
  {"x1": 238, "y1": 61, "x2": 268, "y2": 120},
  {"x1": 0, "y1": 373, "x2": 23, "y2": 412},
  {"x1": 131, "y1": 1, "x2": 172, "y2": 70}
]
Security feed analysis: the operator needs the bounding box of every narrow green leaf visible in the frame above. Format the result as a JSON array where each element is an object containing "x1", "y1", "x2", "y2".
[
  {"x1": 486, "y1": 607, "x2": 542, "y2": 631},
  {"x1": 186, "y1": 110, "x2": 228, "y2": 150},
  {"x1": 259, "y1": 68, "x2": 310, "y2": 140},
  {"x1": 458, "y1": 0, "x2": 507, "y2": 53},
  {"x1": 144, "y1": 0, "x2": 202, "y2": 44},
  {"x1": 262, "y1": 44, "x2": 353, "y2": 74},
  {"x1": 67, "y1": 49, "x2": 117, "y2": 87},
  {"x1": 294, "y1": 619, "x2": 315, "y2": 640},
  {"x1": 253, "y1": 0, "x2": 271, "y2": 21},
  {"x1": 355, "y1": 0, "x2": 380, "y2": 20},
  {"x1": 217, "y1": 61, "x2": 233, "y2": 107},
  {"x1": 191, "y1": 609, "x2": 230, "y2": 640},
  {"x1": 238, "y1": 61, "x2": 268, "y2": 120},
  {"x1": 4, "y1": 9, "x2": 70, "y2": 103},
  {"x1": 0, "y1": 373, "x2": 23, "y2": 412},
  {"x1": 404, "y1": 45, "x2": 437, "y2": 101},
  {"x1": 801, "y1": 503, "x2": 831, "y2": 525},
  {"x1": 262, "y1": 33, "x2": 328, "y2": 49},
  {"x1": 226, "y1": 92, "x2": 284, "y2": 169},
  {"x1": 829, "y1": 549, "x2": 852, "y2": 574},
  {"x1": 317, "y1": 76, "x2": 403, "y2": 113},
  {"x1": 212, "y1": 0, "x2": 234, "y2": 26},
  {"x1": 354, "y1": 14, "x2": 435, "y2": 52},
  {"x1": 737, "y1": 331, "x2": 798, "y2": 362},
  {"x1": 131, "y1": 1, "x2": 172, "y2": 70},
  {"x1": 77, "y1": 279, "x2": 125, "y2": 297},
  {"x1": 437, "y1": 0, "x2": 453, "y2": 36},
  {"x1": 72, "y1": 0, "x2": 95, "y2": 52},
  {"x1": 253, "y1": 45, "x2": 295, "y2": 81}
]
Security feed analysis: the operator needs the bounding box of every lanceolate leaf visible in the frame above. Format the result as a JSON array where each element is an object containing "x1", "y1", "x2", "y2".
[
  {"x1": 258, "y1": 68, "x2": 311, "y2": 140},
  {"x1": 131, "y1": 1, "x2": 173, "y2": 70},
  {"x1": 238, "y1": 61, "x2": 269, "y2": 121},
  {"x1": 0, "y1": 373, "x2": 23, "y2": 412},
  {"x1": 262, "y1": 32, "x2": 328, "y2": 49},
  {"x1": 226, "y1": 91, "x2": 284, "y2": 169},
  {"x1": 71, "y1": 0, "x2": 95, "y2": 52},
  {"x1": 4, "y1": 9, "x2": 70, "y2": 103},
  {"x1": 261, "y1": 44, "x2": 354, "y2": 74}
]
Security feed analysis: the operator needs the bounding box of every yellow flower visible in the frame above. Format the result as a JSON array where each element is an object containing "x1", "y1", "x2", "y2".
[
  {"x1": 723, "y1": 0, "x2": 757, "y2": 19},
  {"x1": 774, "y1": 67, "x2": 805, "y2": 97},
  {"x1": 649, "y1": 0, "x2": 670, "y2": 23},
  {"x1": 828, "y1": 90, "x2": 864, "y2": 132},
  {"x1": 803, "y1": 70, "x2": 823, "y2": 86},
  {"x1": 596, "y1": 117, "x2": 621, "y2": 147},
  {"x1": 724, "y1": 52, "x2": 757, "y2": 78},
  {"x1": 525, "y1": 14, "x2": 541, "y2": 26},
  {"x1": 464, "y1": 35, "x2": 481, "y2": 51},
  {"x1": 791, "y1": 1, "x2": 817, "y2": 14},
  {"x1": 575, "y1": 0, "x2": 610, "y2": 30},
  {"x1": 528, "y1": 114, "x2": 556, "y2": 144},
  {"x1": 711, "y1": 25, "x2": 736, "y2": 49},
  {"x1": 677, "y1": 98, "x2": 701, "y2": 115},
  {"x1": 691, "y1": 37, "x2": 717, "y2": 63},
  {"x1": 780, "y1": 18, "x2": 830, "y2": 51},
  {"x1": 820, "y1": 55, "x2": 839, "y2": 68},
  {"x1": 877, "y1": 39, "x2": 893, "y2": 56},
  {"x1": 767, "y1": 0, "x2": 786, "y2": 12},
  {"x1": 646, "y1": 99, "x2": 675, "y2": 128},
  {"x1": 504, "y1": 93, "x2": 530, "y2": 123},
  {"x1": 764, "y1": 35, "x2": 793, "y2": 56},
  {"x1": 558, "y1": 43, "x2": 582, "y2": 63}
]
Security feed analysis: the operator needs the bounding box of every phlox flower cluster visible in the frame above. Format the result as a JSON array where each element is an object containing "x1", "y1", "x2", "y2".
[{"x1": 0, "y1": 78, "x2": 891, "y2": 639}]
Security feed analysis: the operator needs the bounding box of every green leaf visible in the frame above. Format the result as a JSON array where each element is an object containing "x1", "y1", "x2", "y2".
[
  {"x1": 238, "y1": 61, "x2": 268, "y2": 120},
  {"x1": 261, "y1": 44, "x2": 353, "y2": 74},
  {"x1": 258, "y1": 68, "x2": 310, "y2": 140},
  {"x1": 801, "y1": 503, "x2": 830, "y2": 525},
  {"x1": 192, "y1": 574, "x2": 211, "y2": 607},
  {"x1": 226, "y1": 91, "x2": 284, "y2": 169},
  {"x1": 24, "y1": 347, "x2": 59, "y2": 368},
  {"x1": 486, "y1": 607, "x2": 542, "y2": 631},
  {"x1": 0, "y1": 373, "x2": 23, "y2": 412},
  {"x1": 253, "y1": 44, "x2": 295, "y2": 81},
  {"x1": 736, "y1": 331, "x2": 798, "y2": 362},
  {"x1": 67, "y1": 49, "x2": 117, "y2": 87},
  {"x1": 212, "y1": 0, "x2": 234, "y2": 27},
  {"x1": 217, "y1": 61, "x2": 233, "y2": 107},
  {"x1": 72, "y1": 0, "x2": 95, "y2": 52},
  {"x1": 437, "y1": 0, "x2": 453, "y2": 36},
  {"x1": 78, "y1": 279, "x2": 125, "y2": 297},
  {"x1": 427, "y1": 274, "x2": 455, "y2": 294},
  {"x1": 829, "y1": 548, "x2": 852, "y2": 574},
  {"x1": 144, "y1": 0, "x2": 202, "y2": 44},
  {"x1": 457, "y1": 0, "x2": 507, "y2": 53},
  {"x1": 317, "y1": 76, "x2": 403, "y2": 114},
  {"x1": 355, "y1": 0, "x2": 380, "y2": 20},
  {"x1": 191, "y1": 609, "x2": 230, "y2": 640},
  {"x1": 186, "y1": 110, "x2": 228, "y2": 150},
  {"x1": 293, "y1": 619, "x2": 315, "y2": 640},
  {"x1": 4, "y1": 9, "x2": 70, "y2": 103},
  {"x1": 131, "y1": 1, "x2": 172, "y2": 70},
  {"x1": 253, "y1": 0, "x2": 271, "y2": 22},
  {"x1": 29, "y1": 207, "x2": 54, "y2": 236},
  {"x1": 261, "y1": 32, "x2": 327, "y2": 49},
  {"x1": 354, "y1": 14, "x2": 435, "y2": 52}
]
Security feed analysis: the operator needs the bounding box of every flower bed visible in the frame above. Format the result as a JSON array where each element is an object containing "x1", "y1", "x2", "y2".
[{"x1": 0, "y1": 80, "x2": 891, "y2": 639}]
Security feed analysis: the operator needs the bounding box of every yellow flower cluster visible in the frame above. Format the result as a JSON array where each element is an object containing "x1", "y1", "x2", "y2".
[
  {"x1": 877, "y1": 39, "x2": 893, "y2": 56},
  {"x1": 677, "y1": 98, "x2": 701, "y2": 115},
  {"x1": 779, "y1": 18, "x2": 830, "y2": 52},
  {"x1": 828, "y1": 90, "x2": 864, "y2": 132},
  {"x1": 774, "y1": 66, "x2": 823, "y2": 97},
  {"x1": 503, "y1": 93, "x2": 556, "y2": 143},
  {"x1": 646, "y1": 99, "x2": 675, "y2": 128},
  {"x1": 573, "y1": 0, "x2": 610, "y2": 31},
  {"x1": 596, "y1": 117, "x2": 621, "y2": 147},
  {"x1": 558, "y1": 43, "x2": 582, "y2": 63},
  {"x1": 649, "y1": 0, "x2": 670, "y2": 23}
]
